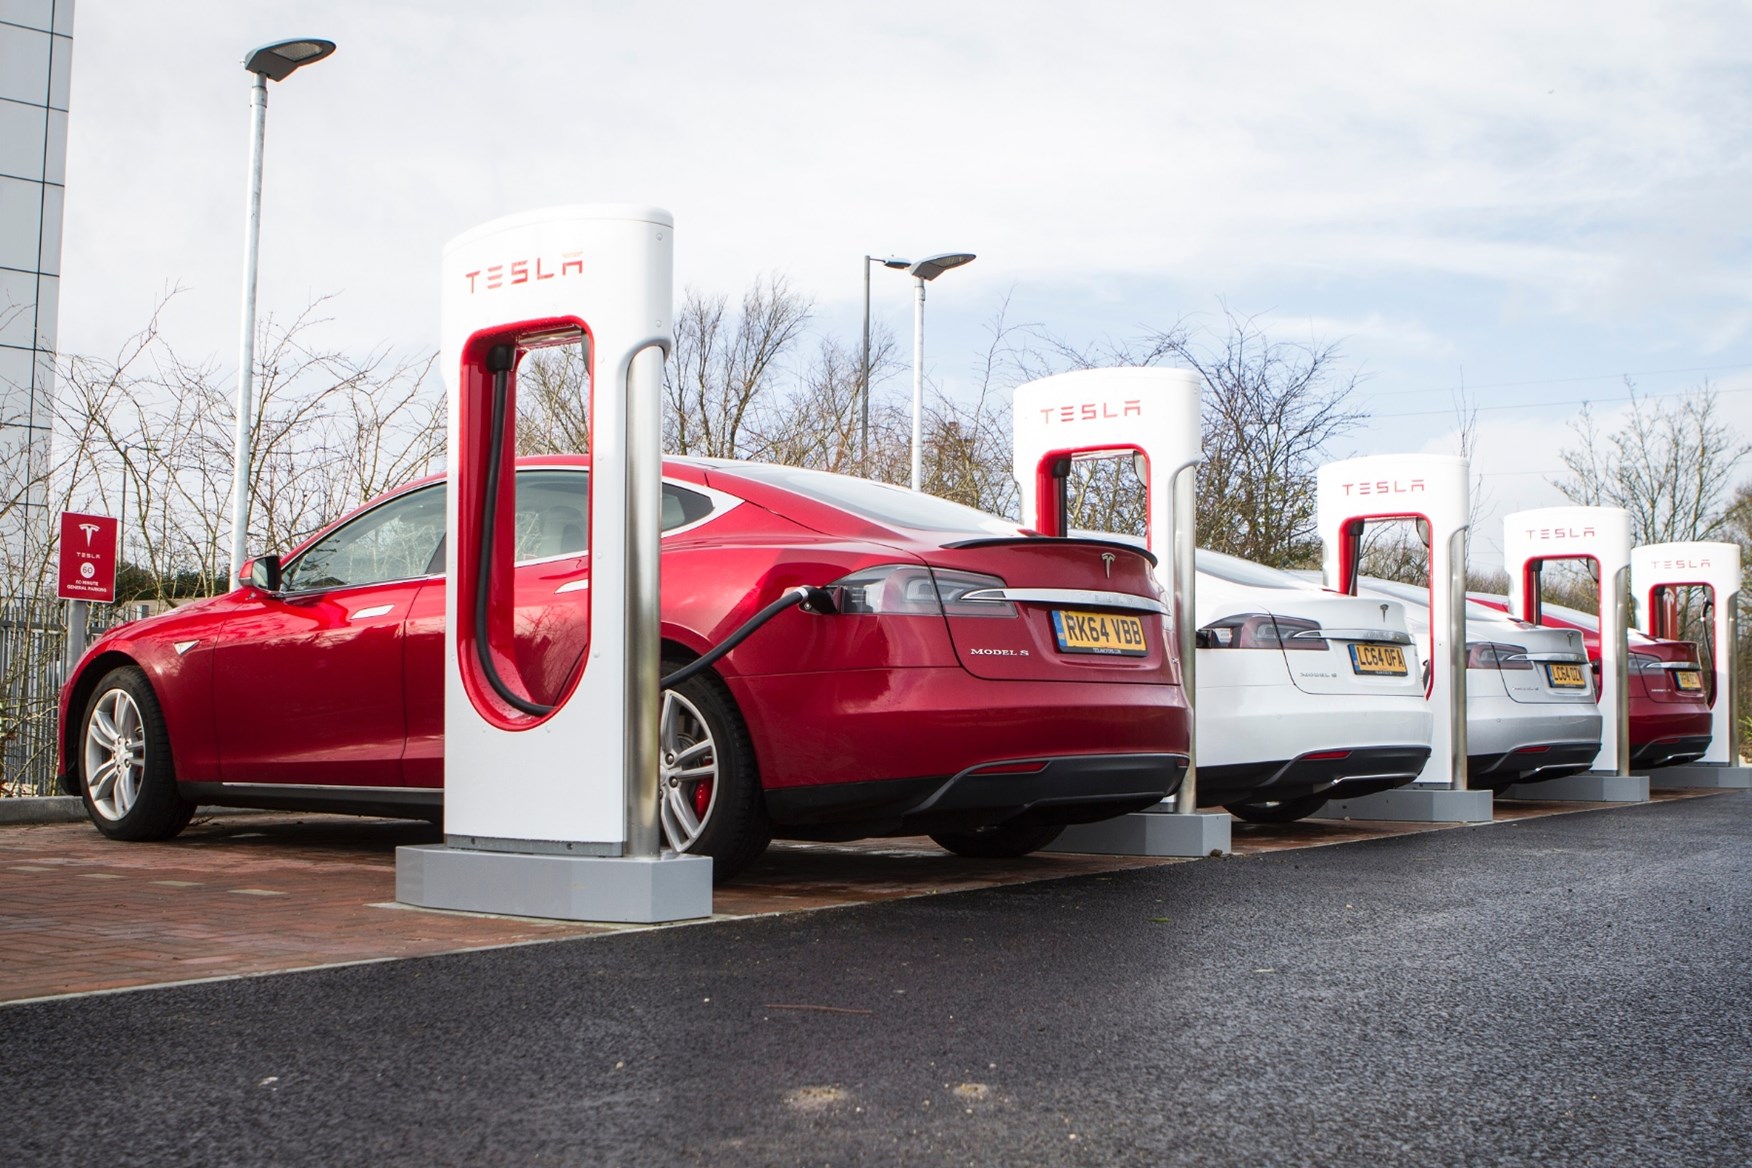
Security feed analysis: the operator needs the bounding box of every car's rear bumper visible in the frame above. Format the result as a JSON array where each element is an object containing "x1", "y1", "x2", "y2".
[
  {"x1": 731, "y1": 666, "x2": 1190, "y2": 793},
  {"x1": 1196, "y1": 691, "x2": 1431, "y2": 772},
  {"x1": 1632, "y1": 734, "x2": 1713, "y2": 769},
  {"x1": 1469, "y1": 740, "x2": 1602, "y2": 785},
  {"x1": 1198, "y1": 745, "x2": 1431, "y2": 806},
  {"x1": 765, "y1": 752, "x2": 1187, "y2": 839}
]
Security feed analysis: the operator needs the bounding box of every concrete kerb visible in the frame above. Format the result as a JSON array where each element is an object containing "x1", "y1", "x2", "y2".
[{"x1": 0, "y1": 797, "x2": 261, "y2": 826}]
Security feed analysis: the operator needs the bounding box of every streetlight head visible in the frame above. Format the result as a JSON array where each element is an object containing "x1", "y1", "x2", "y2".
[
  {"x1": 243, "y1": 38, "x2": 336, "y2": 82},
  {"x1": 909, "y1": 252, "x2": 976, "y2": 281},
  {"x1": 880, "y1": 257, "x2": 912, "y2": 270}
]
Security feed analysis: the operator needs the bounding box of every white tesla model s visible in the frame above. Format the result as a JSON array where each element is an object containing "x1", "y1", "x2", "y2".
[{"x1": 1193, "y1": 551, "x2": 1434, "y2": 821}]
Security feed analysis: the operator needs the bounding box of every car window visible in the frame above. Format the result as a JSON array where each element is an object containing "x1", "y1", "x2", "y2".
[
  {"x1": 283, "y1": 484, "x2": 447, "y2": 591},
  {"x1": 514, "y1": 470, "x2": 589, "y2": 561}
]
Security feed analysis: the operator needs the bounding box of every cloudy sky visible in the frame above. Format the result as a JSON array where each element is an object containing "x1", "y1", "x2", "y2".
[{"x1": 54, "y1": 2, "x2": 1752, "y2": 563}]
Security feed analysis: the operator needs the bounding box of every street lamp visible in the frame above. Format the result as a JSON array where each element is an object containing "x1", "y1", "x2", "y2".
[
  {"x1": 884, "y1": 252, "x2": 975, "y2": 491},
  {"x1": 860, "y1": 255, "x2": 910, "y2": 475},
  {"x1": 228, "y1": 38, "x2": 336, "y2": 587}
]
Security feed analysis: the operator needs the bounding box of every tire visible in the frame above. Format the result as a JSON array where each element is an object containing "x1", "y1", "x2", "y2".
[
  {"x1": 929, "y1": 823, "x2": 1065, "y2": 859},
  {"x1": 659, "y1": 661, "x2": 770, "y2": 883},
  {"x1": 1224, "y1": 794, "x2": 1329, "y2": 824},
  {"x1": 79, "y1": 666, "x2": 195, "y2": 841}
]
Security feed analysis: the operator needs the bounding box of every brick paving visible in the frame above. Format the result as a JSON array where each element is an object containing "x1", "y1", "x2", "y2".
[{"x1": 0, "y1": 790, "x2": 1718, "y2": 1004}]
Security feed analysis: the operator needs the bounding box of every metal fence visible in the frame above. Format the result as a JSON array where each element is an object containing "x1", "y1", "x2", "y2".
[{"x1": 1, "y1": 598, "x2": 126, "y2": 797}]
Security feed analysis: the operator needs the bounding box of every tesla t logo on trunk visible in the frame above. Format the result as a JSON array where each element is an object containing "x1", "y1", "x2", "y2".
[
  {"x1": 463, "y1": 251, "x2": 585, "y2": 293},
  {"x1": 1101, "y1": 552, "x2": 1116, "y2": 578},
  {"x1": 1338, "y1": 478, "x2": 1425, "y2": 496},
  {"x1": 1038, "y1": 400, "x2": 1143, "y2": 424}
]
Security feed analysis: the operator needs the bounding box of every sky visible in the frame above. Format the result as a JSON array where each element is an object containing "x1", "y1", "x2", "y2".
[{"x1": 52, "y1": 1, "x2": 1752, "y2": 567}]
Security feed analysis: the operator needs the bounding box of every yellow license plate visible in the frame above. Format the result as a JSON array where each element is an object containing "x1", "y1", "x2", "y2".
[
  {"x1": 1675, "y1": 670, "x2": 1704, "y2": 691},
  {"x1": 1051, "y1": 610, "x2": 1148, "y2": 656},
  {"x1": 1545, "y1": 663, "x2": 1588, "y2": 689},
  {"x1": 1349, "y1": 643, "x2": 1407, "y2": 675}
]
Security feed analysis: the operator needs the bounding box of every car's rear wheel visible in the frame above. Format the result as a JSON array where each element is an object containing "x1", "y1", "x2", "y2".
[
  {"x1": 659, "y1": 664, "x2": 770, "y2": 883},
  {"x1": 80, "y1": 666, "x2": 194, "y2": 841},
  {"x1": 929, "y1": 823, "x2": 1064, "y2": 858},
  {"x1": 1225, "y1": 794, "x2": 1328, "y2": 823}
]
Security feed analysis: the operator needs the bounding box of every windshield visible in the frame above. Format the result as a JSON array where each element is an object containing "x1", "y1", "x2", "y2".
[{"x1": 720, "y1": 463, "x2": 1025, "y2": 536}]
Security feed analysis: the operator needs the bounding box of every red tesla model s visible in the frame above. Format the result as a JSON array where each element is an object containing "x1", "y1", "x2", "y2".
[{"x1": 59, "y1": 457, "x2": 1189, "y2": 879}]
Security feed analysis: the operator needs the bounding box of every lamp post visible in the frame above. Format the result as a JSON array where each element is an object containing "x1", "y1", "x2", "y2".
[
  {"x1": 900, "y1": 252, "x2": 975, "y2": 491},
  {"x1": 228, "y1": 38, "x2": 336, "y2": 587},
  {"x1": 860, "y1": 255, "x2": 910, "y2": 475}
]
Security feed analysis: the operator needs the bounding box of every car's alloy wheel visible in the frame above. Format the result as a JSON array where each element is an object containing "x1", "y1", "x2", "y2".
[
  {"x1": 79, "y1": 666, "x2": 195, "y2": 841},
  {"x1": 657, "y1": 663, "x2": 771, "y2": 883},
  {"x1": 659, "y1": 688, "x2": 719, "y2": 852},
  {"x1": 85, "y1": 686, "x2": 146, "y2": 822}
]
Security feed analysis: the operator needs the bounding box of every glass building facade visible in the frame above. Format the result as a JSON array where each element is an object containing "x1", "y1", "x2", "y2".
[{"x1": 0, "y1": 0, "x2": 73, "y2": 579}]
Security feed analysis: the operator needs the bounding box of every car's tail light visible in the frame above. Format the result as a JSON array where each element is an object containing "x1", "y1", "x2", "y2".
[
  {"x1": 1466, "y1": 641, "x2": 1532, "y2": 670},
  {"x1": 1197, "y1": 613, "x2": 1328, "y2": 651},
  {"x1": 826, "y1": 565, "x2": 1012, "y2": 617},
  {"x1": 1630, "y1": 651, "x2": 1663, "y2": 674}
]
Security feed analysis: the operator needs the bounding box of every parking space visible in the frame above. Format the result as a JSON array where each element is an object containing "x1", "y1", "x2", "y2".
[{"x1": 0, "y1": 789, "x2": 1721, "y2": 1005}]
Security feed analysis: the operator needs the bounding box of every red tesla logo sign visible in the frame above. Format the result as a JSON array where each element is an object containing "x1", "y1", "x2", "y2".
[{"x1": 58, "y1": 512, "x2": 118, "y2": 603}]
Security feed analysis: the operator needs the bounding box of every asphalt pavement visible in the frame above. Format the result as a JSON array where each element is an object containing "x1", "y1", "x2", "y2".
[{"x1": 3, "y1": 792, "x2": 1748, "y2": 1167}]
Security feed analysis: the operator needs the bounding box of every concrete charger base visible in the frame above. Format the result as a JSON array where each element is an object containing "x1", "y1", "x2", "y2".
[
  {"x1": 1645, "y1": 763, "x2": 1752, "y2": 790},
  {"x1": 1312, "y1": 786, "x2": 1494, "y2": 823},
  {"x1": 1500, "y1": 771, "x2": 1649, "y2": 803},
  {"x1": 1046, "y1": 806, "x2": 1232, "y2": 858},
  {"x1": 396, "y1": 844, "x2": 713, "y2": 923}
]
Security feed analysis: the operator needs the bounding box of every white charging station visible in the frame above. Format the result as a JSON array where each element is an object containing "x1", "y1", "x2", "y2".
[
  {"x1": 1005, "y1": 367, "x2": 1229, "y2": 858},
  {"x1": 396, "y1": 205, "x2": 713, "y2": 922},
  {"x1": 1311, "y1": 454, "x2": 1492, "y2": 823},
  {"x1": 1499, "y1": 505, "x2": 1648, "y2": 803},
  {"x1": 1631, "y1": 541, "x2": 1751, "y2": 788}
]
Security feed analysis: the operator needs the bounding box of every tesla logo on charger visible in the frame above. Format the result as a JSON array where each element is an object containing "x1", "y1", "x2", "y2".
[
  {"x1": 462, "y1": 250, "x2": 585, "y2": 293},
  {"x1": 1038, "y1": 400, "x2": 1143, "y2": 424},
  {"x1": 1338, "y1": 478, "x2": 1425, "y2": 496},
  {"x1": 1524, "y1": 526, "x2": 1597, "y2": 541},
  {"x1": 1649, "y1": 557, "x2": 1711, "y2": 570}
]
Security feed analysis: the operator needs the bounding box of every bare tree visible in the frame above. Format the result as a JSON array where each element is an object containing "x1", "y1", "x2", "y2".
[
  {"x1": 1557, "y1": 381, "x2": 1750, "y2": 546},
  {"x1": 663, "y1": 275, "x2": 812, "y2": 459}
]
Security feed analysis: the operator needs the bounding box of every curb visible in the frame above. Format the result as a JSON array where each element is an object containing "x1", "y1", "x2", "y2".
[
  {"x1": 0, "y1": 796, "x2": 86, "y2": 824},
  {"x1": 0, "y1": 798, "x2": 264, "y2": 826}
]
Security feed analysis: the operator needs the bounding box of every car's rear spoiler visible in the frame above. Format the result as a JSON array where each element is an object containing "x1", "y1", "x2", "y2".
[{"x1": 941, "y1": 535, "x2": 1158, "y2": 567}]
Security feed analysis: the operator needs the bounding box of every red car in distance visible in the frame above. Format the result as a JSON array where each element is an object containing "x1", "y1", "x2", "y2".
[
  {"x1": 59, "y1": 457, "x2": 1189, "y2": 880},
  {"x1": 1470, "y1": 594, "x2": 1712, "y2": 769}
]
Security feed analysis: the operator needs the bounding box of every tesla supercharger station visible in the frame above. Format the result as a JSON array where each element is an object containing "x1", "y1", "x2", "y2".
[
  {"x1": 1312, "y1": 454, "x2": 1493, "y2": 822},
  {"x1": 1632, "y1": 541, "x2": 1752, "y2": 788},
  {"x1": 1501, "y1": 505, "x2": 1648, "y2": 803},
  {"x1": 1007, "y1": 367, "x2": 1230, "y2": 858},
  {"x1": 396, "y1": 206, "x2": 713, "y2": 922}
]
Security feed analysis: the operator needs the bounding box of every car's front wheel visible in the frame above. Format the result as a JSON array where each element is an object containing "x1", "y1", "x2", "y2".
[
  {"x1": 659, "y1": 664, "x2": 770, "y2": 883},
  {"x1": 1225, "y1": 794, "x2": 1328, "y2": 823},
  {"x1": 929, "y1": 823, "x2": 1064, "y2": 858},
  {"x1": 80, "y1": 666, "x2": 194, "y2": 841}
]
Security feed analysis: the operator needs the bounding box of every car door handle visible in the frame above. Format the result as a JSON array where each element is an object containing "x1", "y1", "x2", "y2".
[
  {"x1": 555, "y1": 579, "x2": 590, "y2": 595},
  {"x1": 350, "y1": 604, "x2": 395, "y2": 620}
]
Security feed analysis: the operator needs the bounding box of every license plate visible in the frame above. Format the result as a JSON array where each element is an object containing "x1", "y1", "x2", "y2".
[
  {"x1": 1349, "y1": 643, "x2": 1407, "y2": 675},
  {"x1": 1545, "y1": 663, "x2": 1588, "y2": 689},
  {"x1": 1050, "y1": 610, "x2": 1148, "y2": 656},
  {"x1": 1675, "y1": 670, "x2": 1704, "y2": 691}
]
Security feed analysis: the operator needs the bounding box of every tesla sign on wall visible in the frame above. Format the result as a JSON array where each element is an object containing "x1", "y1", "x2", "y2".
[{"x1": 57, "y1": 512, "x2": 118, "y2": 603}]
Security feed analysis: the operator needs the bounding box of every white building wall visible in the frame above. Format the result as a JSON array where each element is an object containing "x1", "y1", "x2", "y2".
[{"x1": 0, "y1": 0, "x2": 73, "y2": 586}]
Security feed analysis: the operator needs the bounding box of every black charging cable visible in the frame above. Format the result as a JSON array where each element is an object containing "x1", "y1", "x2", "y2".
[{"x1": 472, "y1": 345, "x2": 833, "y2": 714}]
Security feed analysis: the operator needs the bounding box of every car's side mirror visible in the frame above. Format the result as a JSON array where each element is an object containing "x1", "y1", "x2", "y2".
[{"x1": 244, "y1": 555, "x2": 283, "y2": 593}]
